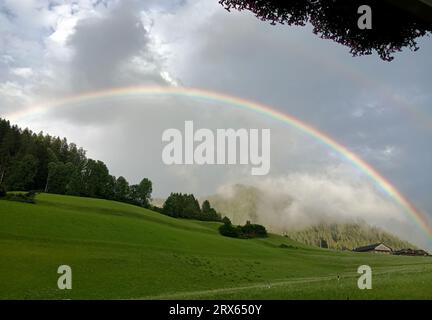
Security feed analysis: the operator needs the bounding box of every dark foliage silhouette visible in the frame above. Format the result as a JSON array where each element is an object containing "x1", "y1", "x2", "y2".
[{"x1": 219, "y1": 0, "x2": 432, "y2": 61}]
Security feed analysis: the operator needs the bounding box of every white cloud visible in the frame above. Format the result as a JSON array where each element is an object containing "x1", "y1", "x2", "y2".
[
  {"x1": 354, "y1": 144, "x2": 401, "y2": 168},
  {"x1": 10, "y1": 67, "x2": 33, "y2": 77}
]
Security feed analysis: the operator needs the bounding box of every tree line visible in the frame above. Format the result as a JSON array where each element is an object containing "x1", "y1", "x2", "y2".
[
  {"x1": 219, "y1": 217, "x2": 268, "y2": 238},
  {"x1": 0, "y1": 118, "x2": 220, "y2": 220},
  {"x1": 0, "y1": 118, "x2": 251, "y2": 225},
  {"x1": 158, "y1": 193, "x2": 222, "y2": 222},
  {"x1": 0, "y1": 118, "x2": 152, "y2": 207}
]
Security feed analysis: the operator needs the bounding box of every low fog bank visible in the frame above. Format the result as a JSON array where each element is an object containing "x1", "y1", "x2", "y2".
[{"x1": 209, "y1": 166, "x2": 431, "y2": 250}]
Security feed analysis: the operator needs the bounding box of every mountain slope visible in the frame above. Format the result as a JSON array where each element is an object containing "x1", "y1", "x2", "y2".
[{"x1": 286, "y1": 222, "x2": 416, "y2": 250}]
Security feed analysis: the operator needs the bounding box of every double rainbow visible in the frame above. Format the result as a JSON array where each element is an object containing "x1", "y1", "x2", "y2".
[{"x1": 6, "y1": 85, "x2": 432, "y2": 239}]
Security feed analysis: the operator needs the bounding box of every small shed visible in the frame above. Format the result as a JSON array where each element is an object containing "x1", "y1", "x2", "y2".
[{"x1": 353, "y1": 243, "x2": 392, "y2": 254}]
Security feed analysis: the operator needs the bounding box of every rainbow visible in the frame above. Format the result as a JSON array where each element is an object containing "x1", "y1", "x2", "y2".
[{"x1": 6, "y1": 85, "x2": 432, "y2": 238}]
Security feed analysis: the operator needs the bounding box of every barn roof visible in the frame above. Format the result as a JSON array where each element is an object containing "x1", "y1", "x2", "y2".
[{"x1": 353, "y1": 243, "x2": 392, "y2": 252}]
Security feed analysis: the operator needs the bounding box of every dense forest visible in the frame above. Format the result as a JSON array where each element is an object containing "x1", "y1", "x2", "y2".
[{"x1": 0, "y1": 118, "x2": 152, "y2": 207}]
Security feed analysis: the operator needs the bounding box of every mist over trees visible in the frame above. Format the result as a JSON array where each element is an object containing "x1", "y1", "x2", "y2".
[
  {"x1": 0, "y1": 118, "x2": 152, "y2": 208},
  {"x1": 219, "y1": 0, "x2": 432, "y2": 61},
  {"x1": 287, "y1": 222, "x2": 416, "y2": 250}
]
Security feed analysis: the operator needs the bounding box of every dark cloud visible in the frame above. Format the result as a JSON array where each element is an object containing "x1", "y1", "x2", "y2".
[{"x1": 67, "y1": 1, "x2": 167, "y2": 91}]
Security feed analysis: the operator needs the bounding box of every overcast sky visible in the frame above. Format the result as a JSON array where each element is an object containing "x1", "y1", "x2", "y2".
[{"x1": 1, "y1": 0, "x2": 431, "y2": 248}]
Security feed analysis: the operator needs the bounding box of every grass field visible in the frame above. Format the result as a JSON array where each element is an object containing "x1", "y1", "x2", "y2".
[{"x1": 0, "y1": 193, "x2": 431, "y2": 299}]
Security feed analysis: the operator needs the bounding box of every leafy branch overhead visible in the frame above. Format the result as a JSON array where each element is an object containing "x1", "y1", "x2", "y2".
[{"x1": 219, "y1": 0, "x2": 432, "y2": 61}]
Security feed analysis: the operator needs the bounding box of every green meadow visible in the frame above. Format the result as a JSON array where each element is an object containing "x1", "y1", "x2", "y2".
[{"x1": 0, "y1": 193, "x2": 431, "y2": 300}]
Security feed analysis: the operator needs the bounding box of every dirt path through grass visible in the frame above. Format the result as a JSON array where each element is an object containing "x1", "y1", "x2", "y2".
[{"x1": 138, "y1": 263, "x2": 430, "y2": 299}]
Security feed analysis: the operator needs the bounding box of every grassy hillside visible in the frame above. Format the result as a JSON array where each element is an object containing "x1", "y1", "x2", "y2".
[{"x1": 0, "y1": 193, "x2": 431, "y2": 299}]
